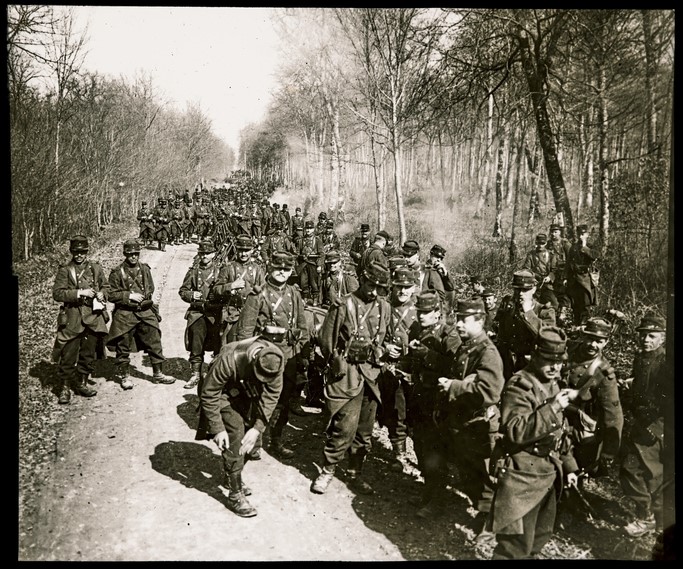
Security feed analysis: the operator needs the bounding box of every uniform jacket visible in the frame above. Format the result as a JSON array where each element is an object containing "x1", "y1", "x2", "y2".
[
  {"x1": 261, "y1": 231, "x2": 296, "y2": 261},
  {"x1": 52, "y1": 259, "x2": 109, "y2": 361},
  {"x1": 564, "y1": 341, "x2": 623, "y2": 460},
  {"x1": 296, "y1": 234, "x2": 325, "y2": 267},
  {"x1": 383, "y1": 299, "x2": 421, "y2": 375},
  {"x1": 213, "y1": 259, "x2": 266, "y2": 324},
  {"x1": 290, "y1": 214, "x2": 305, "y2": 236},
  {"x1": 494, "y1": 296, "x2": 556, "y2": 357},
  {"x1": 319, "y1": 291, "x2": 391, "y2": 410},
  {"x1": 349, "y1": 236, "x2": 370, "y2": 265},
  {"x1": 359, "y1": 244, "x2": 388, "y2": 274},
  {"x1": 152, "y1": 204, "x2": 171, "y2": 237},
  {"x1": 566, "y1": 241, "x2": 597, "y2": 301},
  {"x1": 321, "y1": 232, "x2": 341, "y2": 254},
  {"x1": 446, "y1": 331, "x2": 505, "y2": 432},
  {"x1": 322, "y1": 270, "x2": 359, "y2": 307},
  {"x1": 179, "y1": 259, "x2": 223, "y2": 329},
  {"x1": 522, "y1": 248, "x2": 557, "y2": 289},
  {"x1": 199, "y1": 338, "x2": 284, "y2": 437},
  {"x1": 137, "y1": 207, "x2": 155, "y2": 232},
  {"x1": 233, "y1": 280, "x2": 309, "y2": 359},
  {"x1": 105, "y1": 261, "x2": 160, "y2": 347},
  {"x1": 490, "y1": 368, "x2": 578, "y2": 534},
  {"x1": 547, "y1": 237, "x2": 571, "y2": 279},
  {"x1": 418, "y1": 264, "x2": 448, "y2": 301},
  {"x1": 627, "y1": 345, "x2": 666, "y2": 444}
]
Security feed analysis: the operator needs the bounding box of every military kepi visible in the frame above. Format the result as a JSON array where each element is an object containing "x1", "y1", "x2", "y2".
[
  {"x1": 363, "y1": 262, "x2": 390, "y2": 287},
  {"x1": 535, "y1": 326, "x2": 567, "y2": 361},
  {"x1": 582, "y1": 317, "x2": 611, "y2": 338},
  {"x1": 70, "y1": 235, "x2": 89, "y2": 252},
  {"x1": 123, "y1": 239, "x2": 141, "y2": 254},
  {"x1": 512, "y1": 269, "x2": 536, "y2": 290},
  {"x1": 636, "y1": 311, "x2": 666, "y2": 332},
  {"x1": 455, "y1": 297, "x2": 486, "y2": 316},
  {"x1": 415, "y1": 290, "x2": 440, "y2": 312}
]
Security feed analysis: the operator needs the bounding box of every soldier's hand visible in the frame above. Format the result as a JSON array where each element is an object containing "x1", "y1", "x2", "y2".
[
  {"x1": 565, "y1": 471, "x2": 579, "y2": 488},
  {"x1": 78, "y1": 288, "x2": 95, "y2": 298},
  {"x1": 213, "y1": 431, "x2": 230, "y2": 452},
  {"x1": 438, "y1": 377, "x2": 454, "y2": 393},
  {"x1": 95, "y1": 291, "x2": 105, "y2": 303},
  {"x1": 386, "y1": 344, "x2": 402, "y2": 360},
  {"x1": 239, "y1": 428, "x2": 260, "y2": 455},
  {"x1": 129, "y1": 292, "x2": 144, "y2": 304},
  {"x1": 232, "y1": 277, "x2": 246, "y2": 290},
  {"x1": 192, "y1": 291, "x2": 203, "y2": 301},
  {"x1": 553, "y1": 388, "x2": 577, "y2": 410},
  {"x1": 618, "y1": 377, "x2": 633, "y2": 390}
]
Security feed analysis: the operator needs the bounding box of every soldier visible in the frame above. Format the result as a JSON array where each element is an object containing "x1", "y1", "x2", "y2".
[
  {"x1": 215, "y1": 235, "x2": 266, "y2": 344},
  {"x1": 403, "y1": 240, "x2": 448, "y2": 305},
  {"x1": 280, "y1": 203, "x2": 292, "y2": 234},
  {"x1": 196, "y1": 329, "x2": 285, "y2": 517},
  {"x1": 403, "y1": 290, "x2": 461, "y2": 517},
  {"x1": 566, "y1": 224, "x2": 598, "y2": 326},
  {"x1": 426, "y1": 243, "x2": 455, "y2": 309},
  {"x1": 439, "y1": 297, "x2": 505, "y2": 544},
  {"x1": 383, "y1": 235, "x2": 401, "y2": 259},
  {"x1": 494, "y1": 270, "x2": 556, "y2": 380},
  {"x1": 359, "y1": 230, "x2": 391, "y2": 276},
  {"x1": 546, "y1": 223, "x2": 572, "y2": 324},
  {"x1": 321, "y1": 251, "x2": 359, "y2": 308},
  {"x1": 321, "y1": 219, "x2": 341, "y2": 254},
  {"x1": 168, "y1": 199, "x2": 186, "y2": 246},
  {"x1": 295, "y1": 220, "x2": 325, "y2": 306},
  {"x1": 290, "y1": 206, "x2": 305, "y2": 239},
  {"x1": 51, "y1": 235, "x2": 109, "y2": 404},
  {"x1": 489, "y1": 326, "x2": 579, "y2": 559},
  {"x1": 349, "y1": 223, "x2": 371, "y2": 272},
  {"x1": 310, "y1": 262, "x2": 392, "y2": 496},
  {"x1": 619, "y1": 312, "x2": 667, "y2": 538},
  {"x1": 261, "y1": 216, "x2": 296, "y2": 263},
  {"x1": 481, "y1": 289, "x2": 499, "y2": 341},
  {"x1": 562, "y1": 316, "x2": 623, "y2": 478},
  {"x1": 179, "y1": 239, "x2": 225, "y2": 390},
  {"x1": 137, "y1": 200, "x2": 155, "y2": 247},
  {"x1": 192, "y1": 196, "x2": 212, "y2": 240},
  {"x1": 522, "y1": 233, "x2": 559, "y2": 310},
  {"x1": 105, "y1": 239, "x2": 174, "y2": 389},
  {"x1": 378, "y1": 266, "x2": 420, "y2": 472},
  {"x1": 315, "y1": 211, "x2": 328, "y2": 236},
  {"x1": 233, "y1": 252, "x2": 310, "y2": 459},
  {"x1": 152, "y1": 197, "x2": 171, "y2": 251}
]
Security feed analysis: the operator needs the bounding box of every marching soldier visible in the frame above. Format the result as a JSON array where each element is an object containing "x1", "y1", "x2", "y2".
[
  {"x1": 51, "y1": 235, "x2": 109, "y2": 404},
  {"x1": 197, "y1": 329, "x2": 285, "y2": 517},
  {"x1": 152, "y1": 197, "x2": 172, "y2": 251},
  {"x1": 439, "y1": 297, "x2": 505, "y2": 544},
  {"x1": 310, "y1": 262, "x2": 392, "y2": 496},
  {"x1": 280, "y1": 203, "x2": 292, "y2": 234},
  {"x1": 137, "y1": 200, "x2": 155, "y2": 247},
  {"x1": 547, "y1": 223, "x2": 572, "y2": 324},
  {"x1": 290, "y1": 206, "x2": 305, "y2": 239},
  {"x1": 522, "y1": 233, "x2": 559, "y2": 311},
  {"x1": 403, "y1": 290, "x2": 461, "y2": 517},
  {"x1": 233, "y1": 252, "x2": 310, "y2": 459},
  {"x1": 179, "y1": 239, "x2": 225, "y2": 390},
  {"x1": 349, "y1": 223, "x2": 371, "y2": 272},
  {"x1": 482, "y1": 289, "x2": 499, "y2": 341},
  {"x1": 296, "y1": 220, "x2": 325, "y2": 305},
  {"x1": 315, "y1": 211, "x2": 328, "y2": 236},
  {"x1": 494, "y1": 270, "x2": 557, "y2": 380},
  {"x1": 168, "y1": 199, "x2": 186, "y2": 246},
  {"x1": 321, "y1": 251, "x2": 359, "y2": 308},
  {"x1": 490, "y1": 327, "x2": 579, "y2": 559},
  {"x1": 359, "y1": 230, "x2": 391, "y2": 276},
  {"x1": 192, "y1": 196, "x2": 212, "y2": 241},
  {"x1": 320, "y1": 219, "x2": 341, "y2": 254},
  {"x1": 425, "y1": 243, "x2": 455, "y2": 309},
  {"x1": 402, "y1": 240, "x2": 448, "y2": 305},
  {"x1": 105, "y1": 239, "x2": 174, "y2": 389},
  {"x1": 378, "y1": 266, "x2": 420, "y2": 472},
  {"x1": 215, "y1": 235, "x2": 266, "y2": 343},
  {"x1": 566, "y1": 224, "x2": 598, "y2": 326},
  {"x1": 261, "y1": 216, "x2": 296, "y2": 263}
]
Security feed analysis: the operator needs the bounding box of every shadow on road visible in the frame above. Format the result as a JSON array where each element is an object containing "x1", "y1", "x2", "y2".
[{"x1": 149, "y1": 440, "x2": 231, "y2": 510}]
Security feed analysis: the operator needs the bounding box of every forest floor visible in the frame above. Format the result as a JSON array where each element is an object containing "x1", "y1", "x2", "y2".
[{"x1": 17, "y1": 224, "x2": 668, "y2": 561}]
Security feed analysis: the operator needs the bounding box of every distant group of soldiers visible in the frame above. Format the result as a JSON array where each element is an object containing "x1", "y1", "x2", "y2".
[{"x1": 51, "y1": 180, "x2": 669, "y2": 558}]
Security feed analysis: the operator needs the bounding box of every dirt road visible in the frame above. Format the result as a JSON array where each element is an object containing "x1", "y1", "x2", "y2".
[{"x1": 20, "y1": 242, "x2": 417, "y2": 562}]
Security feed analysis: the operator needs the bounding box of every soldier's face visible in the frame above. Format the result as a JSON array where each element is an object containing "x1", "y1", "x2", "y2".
[
  {"x1": 238, "y1": 249, "x2": 252, "y2": 262},
  {"x1": 359, "y1": 279, "x2": 384, "y2": 301},
  {"x1": 455, "y1": 314, "x2": 484, "y2": 339},
  {"x1": 270, "y1": 267, "x2": 292, "y2": 284},
  {"x1": 392, "y1": 284, "x2": 414, "y2": 304},
  {"x1": 551, "y1": 229, "x2": 562, "y2": 240},
  {"x1": 534, "y1": 356, "x2": 564, "y2": 382},
  {"x1": 305, "y1": 228, "x2": 314, "y2": 236},
  {"x1": 327, "y1": 261, "x2": 341, "y2": 273},
  {"x1": 200, "y1": 251, "x2": 216, "y2": 264},
  {"x1": 580, "y1": 333, "x2": 608, "y2": 357},
  {"x1": 418, "y1": 309, "x2": 440, "y2": 328},
  {"x1": 640, "y1": 331, "x2": 665, "y2": 352},
  {"x1": 125, "y1": 252, "x2": 140, "y2": 266},
  {"x1": 71, "y1": 250, "x2": 88, "y2": 265},
  {"x1": 484, "y1": 295, "x2": 496, "y2": 311}
]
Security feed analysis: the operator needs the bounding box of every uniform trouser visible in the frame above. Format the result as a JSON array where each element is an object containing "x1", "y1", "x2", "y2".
[
  {"x1": 449, "y1": 422, "x2": 496, "y2": 513},
  {"x1": 195, "y1": 220, "x2": 209, "y2": 238},
  {"x1": 299, "y1": 263, "x2": 320, "y2": 298},
  {"x1": 323, "y1": 384, "x2": 379, "y2": 466},
  {"x1": 567, "y1": 282, "x2": 594, "y2": 325},
  {"x1": 572, "y1": 434, "x2": 604, "y2": 476},
  {"x1": 536, "y1": 287, "x2": 559, "y2": 311},
  {"x1": 411, "y1": 418, "x2": 449, "y2": 492},
  {"x1": 155, "y1": 227, "x2": 170, "y2": 244},
  {"x1": 218, "y1": 403, "x2": 249, "y2": 477},
  {"x1": 140, "y1": 227, "x2": 155, "y2": 242},
  {"x1": 169, "y1": 222, "x2": 183, "y2": 242},
  {"x1": 57, "y1": 329, "x2": 99, "y2": 383},
  {"x1": 378, "y1": 371, "x2": 408, "y2": 446},
  {"x1": 620, "y1": 437, "x2": 663, "y2": 523},
  {"x1": 111, "y1": 322, "x2": 165, "y2": 367},
  {"x1": 187, "y1": 316, "x2": 222, "y2": 366},
  {"x1": 268, "y1": 355, "x2": 301, "y2": 441},
  {"x1": 553, "y1": 281, "x2": 571, "y2": 309},
  {"x1": 493, "y1": 485, "x2": 556, "y2": 559}
]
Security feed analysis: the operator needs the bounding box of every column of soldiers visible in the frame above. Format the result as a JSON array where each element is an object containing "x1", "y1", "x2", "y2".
[{"x1": 52, "y1": 207, "x2": 668, "y2": 550}]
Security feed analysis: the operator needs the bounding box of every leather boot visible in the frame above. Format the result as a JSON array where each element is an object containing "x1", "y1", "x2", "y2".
[
  {"x1": 390, "y1": 440, "x2": 407, "y2": 472},
  {"x1": 185, "y1": 362, "x2": 201, "y2": 389},
  {"x1": 347, "y1": 451, "x2": 373, "y2": 495},
  {"x1": 57, "y1": 380, "x2": 72, "y2": 404},
  {"x1": 268, "y1": 437, "x2": 295, "y2": 459},
  {"x1": 416, "y1": 477, "x2": 445, "y2": 518},
  {"x1": 117, "y1": 362, "x2": 134, "y2": 390},
  {"x1": 159, "y1": 241, "x2": 165, "y2": 252},
  {"x1": 472, "y1": 511, "x2": 496, "y2": 547},
  {"x1": 73, "y1": 373, "x2": 97, "y2": 397},
  {"x1": 152, "y1": 362, "x2": 175, "y2": 384},
  {"x1": 311, "y1": 464, "x2": 336, "y2": 494},
  {"x1": 226, "y1": 473, "x2": 257, "y2": 517}
]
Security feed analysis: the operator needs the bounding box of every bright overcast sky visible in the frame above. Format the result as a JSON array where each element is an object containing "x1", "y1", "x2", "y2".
[{"x1": 72, "y1": 6, "x2": 282, "y2": 152}]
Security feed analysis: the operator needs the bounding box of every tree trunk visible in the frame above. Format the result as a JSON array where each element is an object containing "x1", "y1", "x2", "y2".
[
  {"x1": 475, "y1": 93, "x2": 494, "y2": 218},
  {"x1": 641, "y1": 10, "x2": 659, "y2": 157},
  {"x1": 493, "y1": 132, "x2": 505, "y2": 238},
  {"x1": 596, "y1": 64, "x2": 610, "y2": 253},
  {"x1": 509, "y1": 135, "x2": 525, "y2": 264}
]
